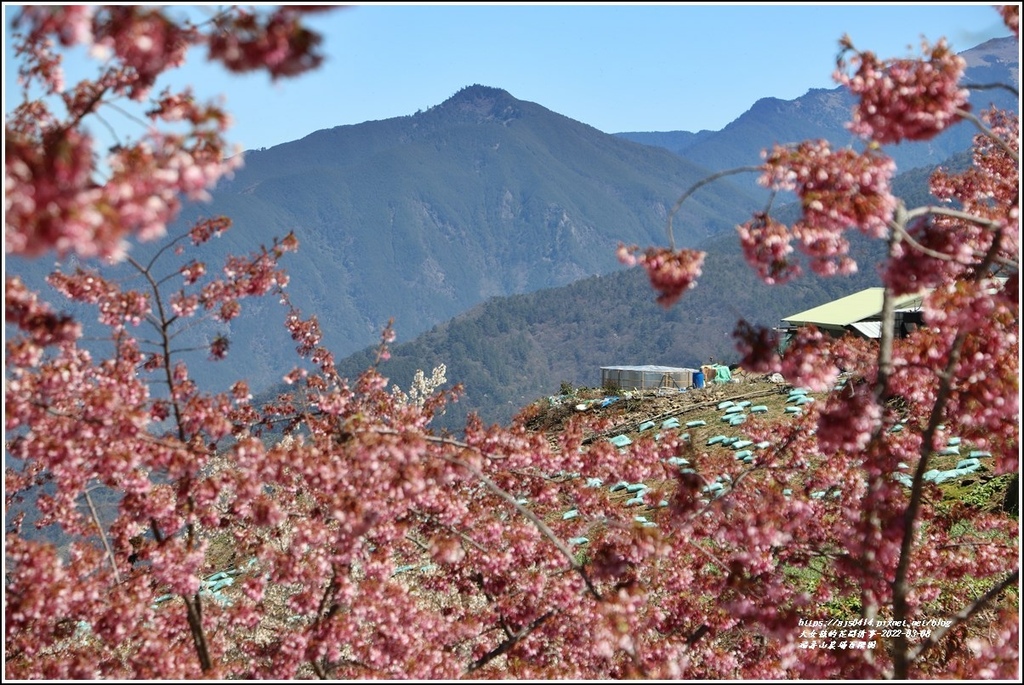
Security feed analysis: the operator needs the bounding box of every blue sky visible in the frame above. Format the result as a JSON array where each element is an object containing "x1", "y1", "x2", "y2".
[{"x1": 4, "y1": 3, "x2": 1016, "y2": 152}]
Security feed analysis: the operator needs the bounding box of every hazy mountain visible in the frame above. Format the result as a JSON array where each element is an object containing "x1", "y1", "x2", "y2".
[
  {"x1": 610, "y1": 130, "x2": 716, "y2": 156},
  {"x1": 8, "y1": 38, "x2": 1015, "y2": 405},
  {"x1": 8, "y1": 85, "x2": 766, "y2": 394},
  {"x1": 330, "y1": 146, "x2": 951, "y2": 431},
  {"x1": 616, "y1": 36, "x2": 1019, "y2": 191}
]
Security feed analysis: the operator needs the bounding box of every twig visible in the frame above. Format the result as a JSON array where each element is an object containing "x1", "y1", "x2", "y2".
[
  {"x1": 906, "y1": 568, "x2": 1019, "y2": 664},
  {"x1": 84, "y1": 487, "x2": 122, "y2": 585},
  {"x1": 465, "y1": 610, "x2": 554, "y2": 674},
  {"x1": 954, "y1": 107, "x2": 1019, "y2": 164},
  {"x1": 966, "y1": 81, "x2": 1019, "y2": 98},
  {"x1": 666, "y1": 166, "x2": 763, "y2": 249}
]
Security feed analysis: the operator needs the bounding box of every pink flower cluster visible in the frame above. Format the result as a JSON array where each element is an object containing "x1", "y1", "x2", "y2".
[
  {"x1": 732, "y1": 319, "x2": 781, "y2": 374},
  {"x1": 779, "y1": 326, "x2": 841, "y2": 392},
  {"x1": 835, "y1": 37, "x2": 969, "y2": 144},
  {"x1": 817, "y1": 382, "x2": 882, "y2": 454},
  {"x1": 617, "y1": 244, "x2": 705, "y2": 307},
  {"x1": 92, "y1": 7, "x2": 196, "y2": 100},
  {"x1": 886, "y1": 109, "x2": 1018, "y2": 296},
  {"x1": 760, "y1": 140, "x2": 897, "y2": 275},
  {"x1": 47, "y1": 269, "x2": 151, "y2": 329},
  {"x1": 4, "y1": 6, "x2": 321, "y2": 262},
  {"x1": 207, "y1": 7, "x2": 326, "y2": 80},
  {"x1": 5, "y1": 276, "x2": 82, "y2": 362},
  {"x1": 736, "y1": 212, "x2": 799, "y2": 284}
]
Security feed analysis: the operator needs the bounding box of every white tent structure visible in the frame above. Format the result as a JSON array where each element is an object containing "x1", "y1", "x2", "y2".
[{"x1": 600, "y1": 365, "x2": 698, "y2": 391}]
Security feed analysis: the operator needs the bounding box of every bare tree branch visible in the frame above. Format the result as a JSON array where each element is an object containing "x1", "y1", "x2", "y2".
[
  {"x1": 84, "y1": 487, "x2": 122, "y2": 585},
  {"x1": 666, "y1": 166, "x2": 763, "y2": 249},
  {"x1": 466, "y1": 610, "x2": 554, "y2": 674},
  {"x1": 907, "y1": 568, "x2": 1019, "y2": 665},
  {"x1": 955, "y1": 107, "x2": 1019, "y2": 164}
]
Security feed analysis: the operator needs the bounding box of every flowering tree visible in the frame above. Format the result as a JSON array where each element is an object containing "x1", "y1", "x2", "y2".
[
  {"x1": 5, "y1": 4, "x2": 1019, "y2": 680},
  {"x1": 620, "y1": 8, "x2": 1019, "y2": 679}
]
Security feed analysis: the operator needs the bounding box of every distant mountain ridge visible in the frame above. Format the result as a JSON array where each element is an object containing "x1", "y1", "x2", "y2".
[
  {"x1": 8, "y1": 36, "x2": 1017, "y2": 408},
  {"x1": 148, "y1": 83, "x2": 765, "y2": 390},
  {"x1": 616, "y1": 36, "x2": 1019, "y2": 187},
  {"x1": 331, "y1": 36, "x2": 1019, "y2": 428},
  {"x1": 330, "y1": 153, "x2": 954, "y2": 430}
]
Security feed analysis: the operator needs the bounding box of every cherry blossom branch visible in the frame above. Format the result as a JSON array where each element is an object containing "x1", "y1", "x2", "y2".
[
  {"x1": 435, "y1": 450, "x2": 602, "y2": 600},
  {"x1": 418, "y1": 511, "x2": 489, "y2": 553},
  {"x1": 96, "y1": 97, "x2": 157, "y2": 134},
  {"x1": 966, "y1": 81, "x2": 1019, "y2": 98},
  {"x1": 907, "y1": 568, "x2": 1019, "y2": 664},
  {"x1": 126, "y1": 254, "x2": 186, "y2": 439},
  {"x1": 905, "y1": 205, "x2": 1017, "y2": 268},
  {"x1": 466, "y1": 610, "x2": 554, "y2": 674},
  {"x1": 902, "y1": 205, "x2": 1004, "y2": 230},
  {"x1": 57, "y1": 85, "x2": 108, "y2": 134},
  {"x1": 666, "y1": 166, "x2": 763, "y2": 249},
  {"x1": 83, "y1": 486, "x2": 121, "y2": 585},
  {"x1": 128, "y1": 248, "x2": 221, "y2": 674},
  {"x1": 889, "y1": 222, "x2": 1006, "y2": 679},
  {"x1": 873, "y1": 212, "x2": 903, "y2": 403},
  {"x1": 182, "y1": 594, "x2": 213, "y2": 672},
  {"x1": 954, "y1": 107, "x2": 1019, "y2": 164},
  {"x1": 310, "y1": 660, "x2": 328, "y2": 680},
  {"x1": 893, "y1": 204, "x2": 1007, "y2": 264},
  {"x1": 148, "y1": 520, "x2": 213, "y2": 672},
  {"x1": 370, "y1": 427, "x2": 602, "y2": 600}
]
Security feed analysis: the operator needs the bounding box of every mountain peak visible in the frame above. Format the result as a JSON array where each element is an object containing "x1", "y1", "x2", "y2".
[
  {"x1": 960, "y1": 34, "x2": 1019, "y2": 75},
  {"x1": 435, "y1": 84, "x2": 522, "y2": 123},
  {"x1": 446, "y1": 84, "x2": 512, "y2": 101}
]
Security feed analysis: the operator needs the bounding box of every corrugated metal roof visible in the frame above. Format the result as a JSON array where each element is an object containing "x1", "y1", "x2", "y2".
[
  {"x1": 782, "y1": 288, "x2": 923, "y2": 327},
  {"x1": 849, "y1": 321, "x2": 882, "y2": 338}
]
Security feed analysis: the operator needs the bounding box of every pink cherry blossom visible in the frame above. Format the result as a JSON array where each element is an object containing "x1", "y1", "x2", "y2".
[
  {"x1": 835, "y1": 37, "x2": 969, "y2": 144},
  {"x1": 5, "y1": 5, "x2": 1018, "y2": 681},
  {"x1": 617, "y1": 244, "x2": 705, "y2": 307}
]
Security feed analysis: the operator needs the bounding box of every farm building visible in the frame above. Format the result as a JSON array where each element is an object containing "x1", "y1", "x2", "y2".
[
  {"x1": 778, "y1": 287, "x2": 925, "y2": 344},
  {"x1": 778, "y1": 278, "x2": 1008, "y2": 351},
  {"x1": 600, "y1": 365, "x2": 699, "y2": 391}
]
